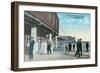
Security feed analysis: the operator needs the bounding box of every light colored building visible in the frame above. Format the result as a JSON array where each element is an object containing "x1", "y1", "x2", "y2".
[{"x1": 55, "y1": 35, "x2": 76, "y2": 52}]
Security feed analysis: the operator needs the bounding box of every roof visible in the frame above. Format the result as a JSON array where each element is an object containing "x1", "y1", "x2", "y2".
[
  {"x1": 57, "y1": 35, "x2": 76, "y2": 41},
  {"x1": 24, "y1": 11, "x2": 59, "y2": 33}
]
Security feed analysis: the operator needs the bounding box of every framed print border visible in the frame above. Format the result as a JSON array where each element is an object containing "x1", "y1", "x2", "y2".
[{"x1": 11, "y1": 1, "x2": 98, "y2": 71}]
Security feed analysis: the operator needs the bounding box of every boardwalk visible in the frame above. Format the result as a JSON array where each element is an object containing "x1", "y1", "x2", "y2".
[{"x1": 25, "y1": 51, "x2": 90, "y2": 62}]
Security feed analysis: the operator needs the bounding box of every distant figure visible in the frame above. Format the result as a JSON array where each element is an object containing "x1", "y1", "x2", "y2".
[
  {"x1": 68, "y1": 43, "x2": 72, "y2": 52},
  {"x1": 28, "y1": 38, "x2": 35, "y2": 60},
  {"x1": 65, "y1": 44, "x2": 68, "y2": 51},
  {"x1": 79, "y1": 39, "x2": 82, "y2": 56},
  {"x1": 47, "y1": 41, "x2": 51, "y2": 55},
  {"x1": 75, "y1": 39, "x2": 81, "y2": 57},
  {"x1": 86, "y1": 42, "x2": 89, "y2": 52},
  {"x1": 73, "y1": 43, "x2": 75, "y2": 52},
  {"x1": 65, "y1": 44, "x2": 68, "y2": 54}
]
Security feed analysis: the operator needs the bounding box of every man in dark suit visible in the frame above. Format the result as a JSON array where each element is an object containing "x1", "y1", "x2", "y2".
[
  {"x1": 47, "y1": 41, "x2": 51, "y2": 55},
  {"x1": 73, "y1": 43, "x2": 75, "y2": 52},
  {"x1": 86, "y1": 42, "x2": 89, "y2": 52},
  {"x1": 29, "y1": 37, "x2": 35, "y2": 60},
  {"x1": 79, "y1": 39, "x2": 82, "y2": 56},
  {"x1": 75, "y1": 39, "x2": 81, "y2": 57},
  {"x1": 68, "y1": 43, "x2": 72, "y2": 52}
]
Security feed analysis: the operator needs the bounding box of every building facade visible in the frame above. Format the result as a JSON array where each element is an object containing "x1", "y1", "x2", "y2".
[{"x1": 24, "y1": 11, "x2": 59, "y2": 55}]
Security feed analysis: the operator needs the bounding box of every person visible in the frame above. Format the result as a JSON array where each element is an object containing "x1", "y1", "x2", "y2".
[
  {"x1": 40, "y1": 41, "x2": 44, "y2": 55},
  {"x1": 42, "y1": 40, "x2": 47, "y2": 55},
  {"x1": 79, "y1": 39, "x2": 82, "y2": 56},
  {"x1": 73, "y1": 43, "x2": 75, "y2": 52},
  {"x1": 75, "y1": 39, "x2": 81, "y2": 57},
  {"x1": 86, "y1": 42, "x2": 89, "y2": 52},
  {"x1": 47, "y1": 41, "x2": 51, "y2": 55},
  {"x1": 68, "y1": 43, "x2": 72, "y2": 52},
  {"x1": 28, "y1": 37, "x2": 35, "y2": 60},
  {"x1": 65, "y1": 44, "x2": 68, "y2": 54}
]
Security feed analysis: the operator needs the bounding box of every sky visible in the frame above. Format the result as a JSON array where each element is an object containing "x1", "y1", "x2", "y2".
[{"x1": 57, "y1": 12, "x2": 90, "y2": 41}]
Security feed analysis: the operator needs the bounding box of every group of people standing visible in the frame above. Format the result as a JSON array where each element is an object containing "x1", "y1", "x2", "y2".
[
  {"x1": 39, "y1": 40, "x2": 52, "y2": 55},
  {"x1": 28, "y1": 37, "x2": 89, "y2": 60},
  {"x1": 65, "y1": 39, "x2": 89, "y2": 58},
  {"x1": 65, "y1": 43, "x2": 75, "y2": 52},
  {"x1": 28, "y1": 37, "x2": 52, "y2": 60}
]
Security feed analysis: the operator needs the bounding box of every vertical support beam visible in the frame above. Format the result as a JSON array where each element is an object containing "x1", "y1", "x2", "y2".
[
  {"x1": 31, "y1": 27, "x2": 38, "y2": 54},
  {"x1": 31, "y1": 27, "x2": 37, "y2": 42},
  {"x1": 27, "y1": 35, "x2": 30, "y2": 47},
  {"x1": 49, "y1": 33, "x2": 52, "y2": 43},
  {"x1": 55, "y1": 36, "x2": 58, "y2": 49}
]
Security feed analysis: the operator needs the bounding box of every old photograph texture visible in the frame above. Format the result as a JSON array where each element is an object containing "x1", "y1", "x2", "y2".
[{"x1": 24, "y1": 11, "x2": 90, "y2": 62}]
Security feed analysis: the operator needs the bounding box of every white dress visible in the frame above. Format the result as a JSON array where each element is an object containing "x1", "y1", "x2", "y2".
[
  {"x1": 33, "y1": 42, "x2": 38, "y2": 54},
  {"x1": 43, "y1": 42, "x2": 47, "y2": 54}
]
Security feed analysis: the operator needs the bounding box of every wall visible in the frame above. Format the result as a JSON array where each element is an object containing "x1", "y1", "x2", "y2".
[{"x1": 0, "y1": 0, "x2": 100, "y2": 73}]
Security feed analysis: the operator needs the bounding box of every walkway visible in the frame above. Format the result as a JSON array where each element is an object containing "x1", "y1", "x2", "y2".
[{"x1": 25, "y1": 51, "x2": 90, "y2": 62}]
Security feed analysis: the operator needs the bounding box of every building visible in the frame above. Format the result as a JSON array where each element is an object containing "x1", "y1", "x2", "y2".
[
  {"x1": 55, "y1": 35, "x2": 76, "y2": 52},
  {"x1": 57, "y1": 35, "x2": 76, "y2": 42},
  {"x1": 24, "y1": 11, "x2": 59, "y2": 55}
]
